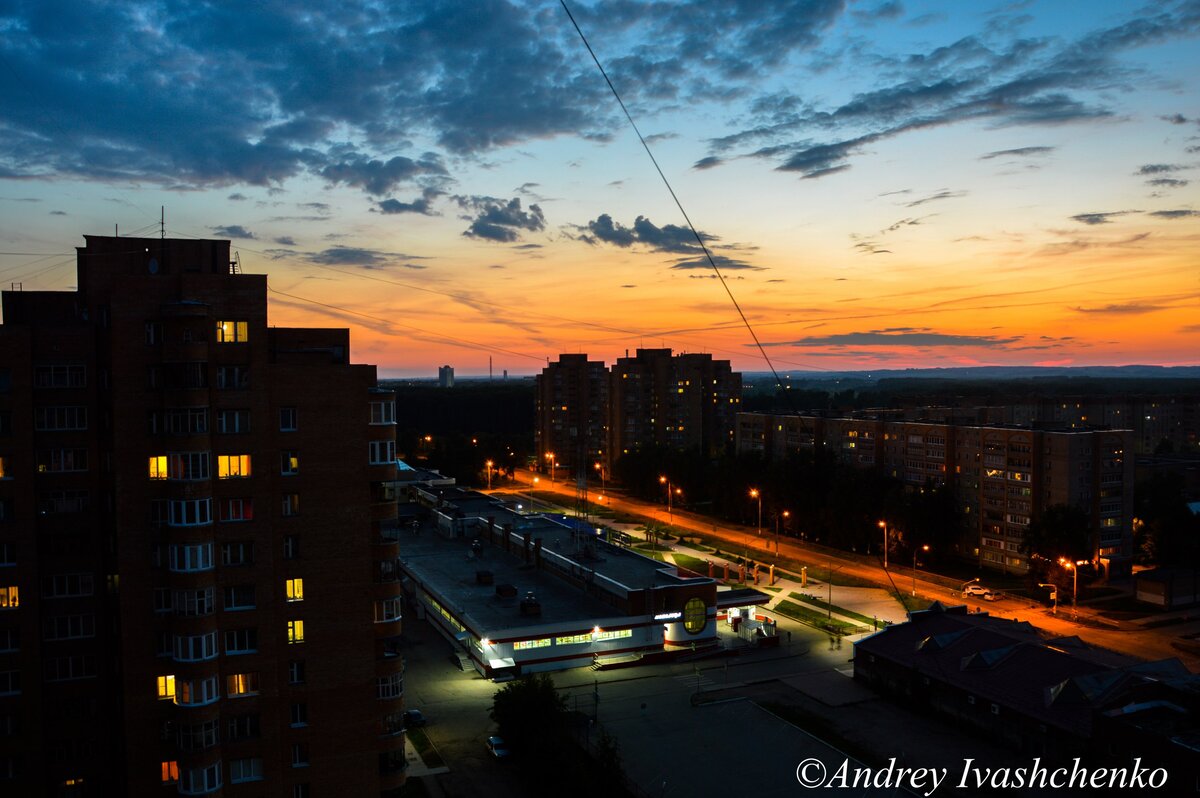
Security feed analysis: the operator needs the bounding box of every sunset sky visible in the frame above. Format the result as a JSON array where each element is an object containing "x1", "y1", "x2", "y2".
[{"x1": 1, "y1": 0, "x2": 1197, "y2": 376}]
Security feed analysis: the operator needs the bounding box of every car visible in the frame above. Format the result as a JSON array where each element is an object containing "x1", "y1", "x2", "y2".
[
  {"x1": 963, "y1": 584, "x2": 989, "y2": 597},
  {"x1": 981, "y1": 590, "x2": 999, "y2": 602},
  {"x1": 402, "y1": 709, "x2": 427, "y2": 728},
  {"x1": 486, "y1": 735, "x2": 511, "y2": 759}
]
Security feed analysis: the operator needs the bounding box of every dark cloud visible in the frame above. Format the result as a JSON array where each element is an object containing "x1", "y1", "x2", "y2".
[
  {"x1": 693, "y1": 156, "x2": 724, "y2": 170},
  {"x1": 211, "y1": 225, "x2": 255, "y2": 239},
  {"x1": 1146, "y1": 178, "x2": 1188, "y2": 188},
  {"x1": 50, "y1": 209, "x2": 66, "y2": 215},
  {"x1": 1159, "y1": 114, "x2": 1189, "y2": 124},
  {"x1": 979, "y1": 146, "x2": 1055, "y2": 159},
  {"x1": 905, "y1": 189, "x2": 966, "y2": 207},
  {"x1": 1148, "y1": 209, "x2": 1200, "y2": 219},
  {"x1": 378, "y1": 188, "x2": 443, "y2": 215},
  {"x1": 304, "y1": 247, "x2": 427, "y2": 269},
  {"x1": 670, "y1": 255, "x2": 763, "y2": 271},
  {"x1": 762, "y1": 330, "x2": 1020, "y2": 348},
  {"x1": 1137, "y1": 164, "x2": 1184, "y2": 175},
  {"x1": 228, "y1": 193, "x2": 248, "y2": 201},
  {"x1": 320, "y1": 154, "x2": 447, "y2": 196},
  {"x1": 274, "y1": 236, "x2": 297, "y2": 246},
  {"x1": 1070, "y1": 210, "x2": 1139, "y2": 225},
  {"x1": 1074, "y1": 303, "x2": 1162, "y2": 314},
  {"x1": 456, "y1": 196, "x2": 545, "y2": 242},
  {"x1": 852, "y1": 1, "x2": 905, "y2": 22}
]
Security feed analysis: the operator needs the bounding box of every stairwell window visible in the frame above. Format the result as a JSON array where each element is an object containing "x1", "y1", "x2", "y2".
[
  {"x1": 281, "y1": 451, "x2": 299, "y2": 475},
  {"x1": 216, "y1": 320, "x2": 249, "y2": 343}
]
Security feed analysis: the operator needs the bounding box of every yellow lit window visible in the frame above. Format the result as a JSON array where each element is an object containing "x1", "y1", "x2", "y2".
[
  {"x1": 287, "y1": 620, "x2": 305, "y2": 644},
  {"x1": 0, "y1": 456, "x2": 8, "y2": 478},
  {"x1": 156, "y1": 674, "x2": 176, "y2": 700},
  {"x1": 216, "y1": 320, "x2": 249, "y2": 343},
  {"x1": 285, "y1": 578, "x2": 303, "y2": 602},
  {"x1": 227, "y1": 672, "x2": 259, "y2": 696},
  {"x1": 0, "y1": 586, "x2": 17, "y2": 610},
  {"x1": 148, "y1": 455, "x2": 168, "y2": 479},
  {"x1": 161, "y1": 761, "x2": 179, "y2": 784},
  {"x1": 218, "y1": 454, "x2": 251, "y2": 479}
]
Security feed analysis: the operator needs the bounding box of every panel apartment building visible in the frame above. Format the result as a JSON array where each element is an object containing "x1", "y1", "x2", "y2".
[
  {"x1": 534, "y1": 354, "x2": 608, "y2": 477},
  {"x1": 736, "y1": 412, "x2": 1133, "y2": 577},
  {"x1": 0, "y1": 236, "x2": 405, "y2": 797}
]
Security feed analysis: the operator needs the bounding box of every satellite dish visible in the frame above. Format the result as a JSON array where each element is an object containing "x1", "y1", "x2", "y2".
[{"x1": 148, "y1": 257, "x2": 159, "y2": 274}]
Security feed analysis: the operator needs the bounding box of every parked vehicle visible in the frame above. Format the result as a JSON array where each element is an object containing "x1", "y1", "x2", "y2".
[
  {"x1": 403, "y1": 709, "x2": 427, "y2": 728},
  {"x1": 963, "y1": 584, "x2": 989, "y2": 597},
  {"x1": 486, "y1": 735, "x2": 510, "y2": 759}
]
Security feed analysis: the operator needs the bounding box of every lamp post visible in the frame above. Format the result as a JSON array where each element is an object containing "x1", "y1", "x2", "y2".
[
  {"x1": 878, "y1": 520, "x2": 888, "y2": 569},
  {"x1": 1059, "y1": 558, "x2": 1086, "y2": 619},
  {"x1": 529, "y1": 475, "x2": 539, "y2": 513},
  {"x1": 1038, "y1": 583, "x2": 1059, "y2": 615},
  {"x1": 749, "y1": 488, "x2": 762, "y2": 539},
  {"x1": 775, "y1": 510, "x2": 789, "y2": 553},
  {"x1": 485, "y1": 459, "x2": 494, "y2": 490},
  {"x1": 659, "y1": 476, "x2": 677, "y2": 525},
  {"x1": 545, "y1": 452, "x2": 557, "y2": 483},
  {"x1": 912, "y1": 544, "x2": 929, "y2": 596},
  {"x1": 594, "y1": 462, "x2": 606, "y2": 497}
]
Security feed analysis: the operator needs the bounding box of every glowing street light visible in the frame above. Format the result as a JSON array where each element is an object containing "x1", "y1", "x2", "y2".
[
  {"x1": 485, "y1": 459, "x2": 494, "y2": 490},
  {"x1": 1059, "y1": 558, "x2": 1088, "y2": 619},
  {"x1": 544, "y1": 452, "x2": 557, "y2": 483},
  {"x1": 878, "y1": 520, "x2": 889, "y2": 569},
  {"x1": 749, "y1": 488, "x2": 762, "y2": 538},
  {"x1": 659, "y1": 476, "x2": 680, "y2": 525},
  {"x1": 774, "y1": 509, "x2": 790, "y2": 553},
  {"x1": 912, "y1": 544, "x2": 929, "y2": 596}
]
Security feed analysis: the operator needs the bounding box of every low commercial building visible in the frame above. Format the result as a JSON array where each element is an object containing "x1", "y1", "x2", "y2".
[{"x1": 399, "y1": 489, "x2": 769, "y2": 676}]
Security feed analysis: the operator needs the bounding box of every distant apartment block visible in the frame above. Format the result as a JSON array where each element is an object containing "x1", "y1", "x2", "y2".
[
  {"x1": 437, "y1": 365, "x2": 454, "y2": 388},
  {"x1": 0, "y1": 236, "x2": 404, "y2": 796},
  {"x1": 607, "y1": 349, "x2": 741, "y2": 465},
  {"x1": 534, "y1": 354, "x2": 608, "y2": 477},
  {"x1": 736, "y1": 412, "x2": 1133, "y2": 576}
]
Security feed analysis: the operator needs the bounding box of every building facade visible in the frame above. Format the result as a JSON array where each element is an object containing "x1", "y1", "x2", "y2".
[
  {"x1": 0, "y1": 236, "x2": 404, "y2": 796},
  {"x1": 534, "y1": 354, "x2": 609, "y2": 477},
  {"x1": 736, "y1": 412, "x2": 1133, "y2": 576}
]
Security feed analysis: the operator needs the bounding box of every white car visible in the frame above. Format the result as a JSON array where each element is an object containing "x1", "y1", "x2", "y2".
[
  {"x1": 963, "y1": 584, "x2": 989, "y2": 597},
  {"x1": 486, "y1": 736, "x2": 510, "y2": 759}
]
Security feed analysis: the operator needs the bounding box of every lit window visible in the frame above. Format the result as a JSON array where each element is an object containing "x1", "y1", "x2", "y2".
[
  {"x1": 161, "y1": 761, "x2": 179, "y2": 785},
  {"x1": 226, "y1": 672, "x2": 260, "y2": 697},
  {"x1": 156, "y1": 674, "x2": 176, "y2": 700},
  {"x1": 281, "y1": 452, "x2": 299, "y2": 475},
  {"x1": 282, "y1": 494, "x2": 300, "y2": 517},
  {"x1": 217, "y1": 454, "x2": 251, "y2": 479},
  {"x1": 0, "y1": 586, "x2": 17, "y2": 609},
  {"x1": 216, "y1": 320, "x2": 249, "y2": 343},
  {"x1": 287, "y1": 620, "x2": 305, "y2": 644},
  {"x1": 148, "y1": 455, "x2": 166, "y2": 479},
  {"x1": 286, "y1": 578, "x2": 303, "y2": 602}
]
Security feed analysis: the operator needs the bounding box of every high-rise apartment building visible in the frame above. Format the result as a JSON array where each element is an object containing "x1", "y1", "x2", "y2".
[
  {"x1": 437, "y1": 365, "x2": 454, "y2": 388},
  {"x1": 0, "y1": 236, "x2": 404, "y2": 796},
  {"x1": 607, "y1": 349, "x2": 740, "y2": 466},
  {"x1": 534, "y1": 354, "x2": 608, "y2": 477},
  {"x1": 736, "y1": 412, "x2": 1133, "y2": 577}
]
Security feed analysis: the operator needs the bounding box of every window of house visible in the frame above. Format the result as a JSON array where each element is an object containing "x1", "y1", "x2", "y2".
[
  {"x1": 0, "y1": 457, "x2": 8, "y2": 480},
  {"x1": 38, "y1": 489, "x2": 89, "y2": 515},
  {"x1": 156, "y1": 674, "x2": 176, "y2": 700},
  {"x1": 160, "y1": 761, "x2": 179, "y2": 785},
  {"x1": 145, "y1": 322, "x2": 162, "y2": 346},
  {"x1": 216, "y1": 320, "x2": 249, "y2": 343},
  {"x1": 290, "y1": 703, "x2": 307, "y2": 727},
  {"x1": 282, "y1": 494, "x2": 300, "y2": 517},
  {"x1": 154, "y1": 588, "x2": 172, "y2": 613},
  {"x1": 368, "y1": 440, "x2": 396, "y2": 465},
  {"x1": 149, "y1": 452, "x2": 210, "y2": 481},
  {"x1": 283, "y1": 535, "x2": 300, "y2": 559},
  {"x1": 218, "y1": 498, "x2": 253, "y2": 523},
  {"x1": 217, "y1": 454, "x2": 251, "y2": 478},
  {"x1": 226, "y1": 714, "x2": 261, "y2": 741},
  {"x1": 0, "y1": 543, "x2": 11, "y2": 566},
  {"x1": 172, "y1": 632, "x2": 218, "y2": 662},
  {"x1": 221, "y1": 541, "x2": 253, "y2": 567},
  {"x1": 0, "y1": 671, "x2": 19, "y2": 697},
  {"x1": 226, "y1": 672, "x2": 260, "y2": 698},
  {"x1": 0, "y1": 628, "x2": 17, "y2": 652},
  {"x1": 156, "y1": 631, "x2": 172, "y2": 657},
  {"x1": 216, "y1": 409, "x2": 250, "y2": 433},
  {"x1": 44, "y1": 654, "x2": 97, "y2": 682},
  {"x1": 285, "y1": 578, "x2": 303, "y2": 602},
  {"x1": 288, "y1": 660, "x2": 306, "y2": 685},
  {"x1": 0, "y1": 587, "x2": 17, "y2": 610},
  {"x1": 42, "y1": 573, "x2": 93, "y2": 599},
  {"x1": 217, "y1": 365, "x2": 249, "y2": 390},
  {"x1": 167, "y1": 498, "x2": 212, "y2": 527},
  {"x1": 369, "y1": 401, "x2": 396, "y2": 425},
  {"x1": 176, "y1": 720, "x2": 219, "y2": 752},
  {"x1": 374, "y1": 597, "x2": 401, "y2": 623},
  {"x1": 281, "y1": 451, "x2": 299, "y2": 475},
  {"x1": 223, "y1": 584, "x2": 255, "y2": 611},
  {"x1": 43, "y1": 614, "x2": 96, "y2": 641},
  {"x1": 33, "y1": 365, "x2": 86, "y2": 388},
  {"x1": 292, "y1": 743, "x2": 309, "y2": 768},
  {"x1": 33, "y1": 406, "x2": 87, "y2": 431},
  {"x1": 376, "y1": 672, "x2": 403, "y2": 700},
  {"x1": 224, "y1": 628, "x2": 258, "y2": 655},
  {"x1": 179, "y1": 763, "x2": 221, "y2": 795},
  {"x1": 229, "y1": 758, "x2": 263, "y2": 784},
  {"x1": 168, "y1": 543, "x2": 213, "y2": 572},
  {"x1": 287, "y1": 620, "x2": 305, "y2": 644},
  {"x1": 36, "y1": 448, "x2": 88, "y2": 473},
  {"x1": 279, "y1": 407, "x2": 297, "y2": 431}
]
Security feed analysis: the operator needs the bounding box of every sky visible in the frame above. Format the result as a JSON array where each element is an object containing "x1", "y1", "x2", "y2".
[{"x1": 1, "y1": 0, "x2": 1198, "y2": 377}]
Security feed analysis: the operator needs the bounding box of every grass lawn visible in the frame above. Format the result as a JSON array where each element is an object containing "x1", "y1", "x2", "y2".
[
  {"x1": 773, "y1": 600, "x2": 866, "y2": 636},
  {"x1": 671, "y1": 553, "x2": 712, "y2": 573},
  {"x1": 633, "y1": 542, "x2": 673, "y2": 552},
  {"x1": 789, "y1": 592, "x2": 880, "y2": 627},
  {"x1": 406, "y1": 728, "x2": 444, "y2": 769}
]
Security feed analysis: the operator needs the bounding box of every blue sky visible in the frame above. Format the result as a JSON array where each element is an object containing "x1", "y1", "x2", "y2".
[{"x1": 2, "y1": 0, "x2": 1198, "y2": 375}]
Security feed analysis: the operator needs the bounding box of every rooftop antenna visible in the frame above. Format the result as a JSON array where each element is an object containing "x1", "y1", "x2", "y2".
[{"x1": 161, "y1": 206, "x2": 165, "y2": 239}]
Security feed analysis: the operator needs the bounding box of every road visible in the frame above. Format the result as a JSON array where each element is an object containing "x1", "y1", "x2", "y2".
[{"x1": 500, "y1": 469, "x2": 1199, "y2": 670}]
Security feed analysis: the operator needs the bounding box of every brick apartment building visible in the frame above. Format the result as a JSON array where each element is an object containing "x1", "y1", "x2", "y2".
[
  {"x1": 534, "y1": 354, "x2": 608, "y2": 478},
  {"x1": 736, "y1": 412, "x2": 1133, "y2": 577},
  {"x1": 0, "y1": 236, "x2": 404, "y2": 796}
]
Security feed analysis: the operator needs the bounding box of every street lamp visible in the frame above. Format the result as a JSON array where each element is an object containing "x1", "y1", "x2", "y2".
[
  {"x1": 1038, "y1": 583, "x2": 1059, "y2": 615},
  {"x1": 749, "y1": 488, "x2": 761, "y2": 539},
  {"x1": 878, "y1": 520, "x2": 888, "y2": 569},
  {"x1": 775, "y1": 510, "x2": 790, "y2": 553},
  {"x1": 485, "y1": 459, "x2": 494, "y2": 490},
  {"x1": 1059, "y1": 558, "x2": 1087, "y2": 619},
  {"x1": 594, "y1": 462, "x2": 606, "y2": 496},
  {"x1": 544, "y1": 452, "x2": 557, "y2": 483},
  {"x1": 912, "y1": 544, "x2": 929, "y2": 596},
  {"x1": 659, "y1": 476, "x2": 678, "y2": 525}
]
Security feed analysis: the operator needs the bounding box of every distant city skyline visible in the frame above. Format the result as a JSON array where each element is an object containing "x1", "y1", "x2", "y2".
[{"x1": 1, "y1": 0, "x2": 1198, "y2": 376}]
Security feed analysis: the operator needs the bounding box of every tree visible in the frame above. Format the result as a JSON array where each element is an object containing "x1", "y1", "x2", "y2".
[{"x1": 490, "y1": 674, "x2": 567, "y2": 757}]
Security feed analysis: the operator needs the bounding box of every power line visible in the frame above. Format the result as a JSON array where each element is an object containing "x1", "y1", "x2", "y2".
[{"x1": 558, "y1": 0, "x2": 792, "y2": 392}]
